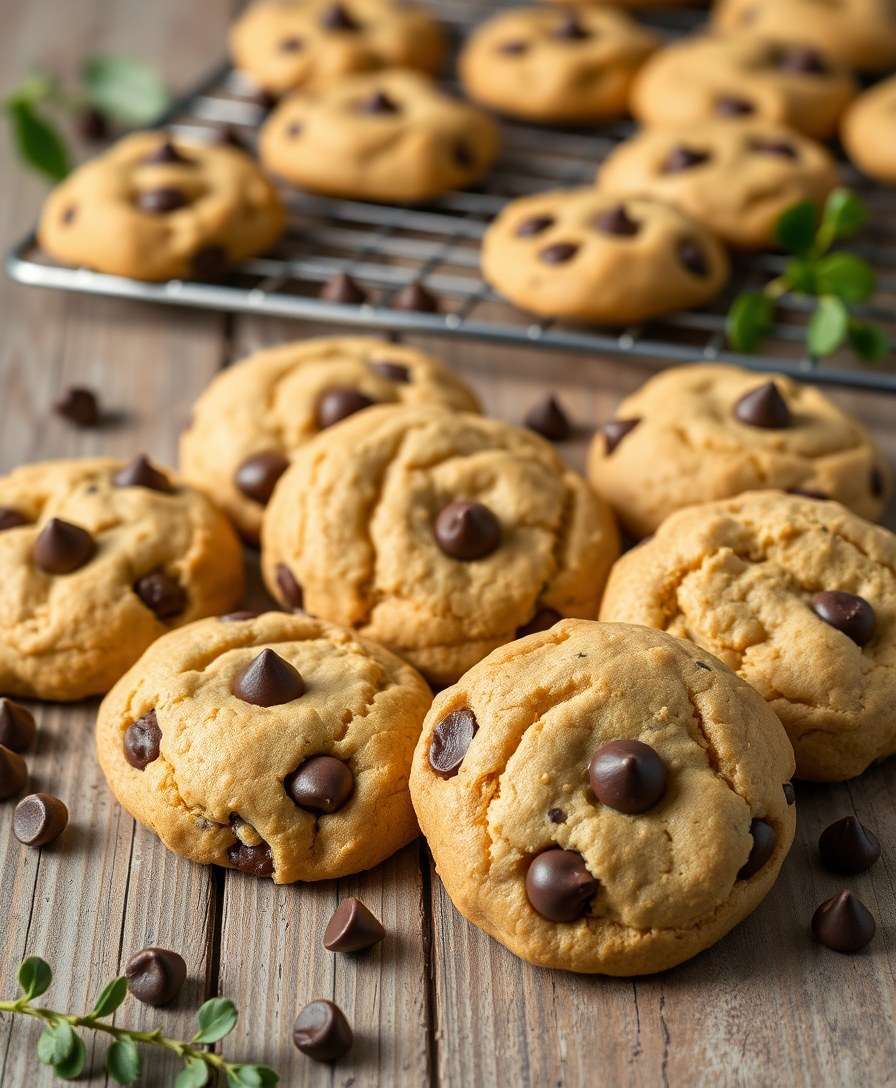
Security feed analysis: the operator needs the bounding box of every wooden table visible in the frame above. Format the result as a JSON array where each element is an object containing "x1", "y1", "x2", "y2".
[{"x1": 1, "y1": 2, "x2": 895, "y2": 1085}]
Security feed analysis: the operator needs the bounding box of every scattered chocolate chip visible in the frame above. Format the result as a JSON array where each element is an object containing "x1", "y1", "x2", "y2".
[
  {"x1": 324, "y1": 898, "x2": 385, "y2": 952},
  {"x1": 234, "y1": 450, "x2": 290, "y2": 505},
  {"x1": 749, "y1": 137, "x2": 798, "y2": 158},
  {"x1": 357, "y1": 89, "x2": 400, "y2": 115},
  {"x1": 192, "y1": 244, "x2": 230, "y2": 280},
  {"x1": 538, "y1": 242, "x2": 579, "y2": 264},
  {"x1": 870, "y1": 465, "x2": 885, "y2": 497},
  {"x1": 33, "y1": 518, "x2": 96, "y2": 575},
  {"x1": 55, "y1": 386, "x2": 100, "y2": 427},
  {"x1": 227, "y1": 840, "x2": 274, "y2": 876},
  {"x1": 391, "y1": 282, "x2": 439, "y2": 313},
  {"x1": 603, "y1": 417, "x2": 641, "y2": 454},
  {"x1": 811, "y1": 591, "x2": 875, "y2": 646},
  {"x1": 0, "y1": 746, "x2": 28, "y2": 800},
  {"x1": 370, "y1": 359, "x2": 410, "y2": 383},
  {"x1": 61, "y1": 205, "x2": 77, "y2": 225},
  {"x1": 113, "y1": 455, "x2": 173, "y2": 493},
  {"x1": 593, "y1": 204, "x2": 640, "y2": 237},
  {"x1": 0, "y1": 507, "x2": 28, "y2": 531},
  {"x1": 497, "y1": 39, "x2": 529, "y2": 55},
  {"x1": 548, "y1": 807, "x2": 567, "y2": 824},
  {"x1": 524, "y1": 395, "x2": 571, "y2": 441},
  {"x1": 775, "y1": 45, "x2": 829, "y2": 75},
  {"x1": 142, "y1": 140, "x2": 192, "y2": 166},
  {"x1": 661, "y1": 146, "x2": 711, "y2": 173},
  {"x1": 232, "y1": 648, "x2": 305, "y2": 706},
  {"x1": 134, "y1": 570, "x2": 187, "y2": 621},
  {"x1": 516, "y1": 606, "x2": 562, "y2": 639},
  {"x1": 525, "y1": 849, "x2": 597, "y2": 922},
  {"x1": 285, "y1": 755, "x2": 353, "y2": 813},
  {"x1": 678, "y1": 238, "x2": 709, "y2": 277},
  {"x1": 0, "y1": 700, "x2": 36, "y2": 753},
  {"x1": 293, "y1": 1000, "x2": 353, "y2": 1062},
  {"x1": 783, "y1": 781, "x2": 796, "y2": 806},
  {"x1": 276, "y1": 563, "x2": 304, "y2": 610},
  {"x1": 13, "y1": 793, "x2": 68, "y2": 847},
  {"x1": 319, "y1": 272, "x2": 367, "y2": 305},
  {"x1": 279, "y1": 35, "x2": 304, "y2": 52},
  {"x1": 123, "y1": 710, "x2": 162, "y2": 770},
  {"x1": 819, "y1": 816, "x2": 880, "y2": 874},
  {"x1": 429, "y1": 707, "x2": 478, "y2": 778},
  {"x1": 319, "y1": 2, "x2": 359, "y2": 30},
  {"x1": 516, "y1": 214, "x2": 554, "y2": 237},
  {"x1": 738, "y1": 817, "x2": 776, "y2": 879},
  {"x1": 78, "y1": 106, "x2": 109, "y2": 142},
  {"x1": 588, "y1": 739, "x2": 667, "y2": 814},
  {"x1": 812, "y1": 890, "x2": 875, "y2": 954},
  {"x1": 552, "y1": 13, "x2": 590, "y2": 40},
  {"x1": 715, "y1": 94, "x2": 755, "y2": 117},
  {"x1": 434, "y1": 500, "x2": 501, "y2": 560},
  {"x1": 125, "y1": 947, "x2": 187, "y2": 1006},
  {"x1": 136, "y1": 187, "x2": 188, "y2": 214},
  {"x1": 734, "y1": 381, "x2": 792, "y2": 429},
  {"x1": 219, "y1": 610, "x2": 262, "y2": 622},
  {"x1": 315, "y1": 387, "x2": 375, "y2": 429}
]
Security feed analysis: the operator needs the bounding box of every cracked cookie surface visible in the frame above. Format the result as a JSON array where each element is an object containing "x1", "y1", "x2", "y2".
[{"x1": 410, "y1": 619, "x2": 795, "y2": 974}]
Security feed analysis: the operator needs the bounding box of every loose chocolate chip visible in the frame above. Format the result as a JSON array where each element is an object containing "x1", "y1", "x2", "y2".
[
  {"x1": 819, "y1": 816, "x2": 880, "y2": 875},
  {"x1": 234, "y1": 450, "x2": 290, "y2": 505},
  {"x1": 279, "y1": 35, "x2": 305, "y2": 51},
  {"x1": 661, "y1": 146, "x2": 711, "y2": 173},
  {"x1": 775, "y1": 45, "x2": 828, "y2": 75},
  {"x1": 0, "y1": 746, "x2": 28, "y2": 800},
  {"x1": 734, "y1": 381, "x2": 792, "y2": 429},
  {"x1": 192, "y1": 244, "x2": 230, "y2": 280},
  {"x1": 370, "y1": 359, "x2": 410, "y2": 383},
  {"x1": 319, "y1": 272, "x2": 368, "y2": 305},
  {"x1": 320, "y1": 2, "x2": 359, "y2": 30},
  {"x1": 13, "y1": 793, "x2": 68, "y2": 847},
  {"x1": 715, "y1": 94, "x2": 755, "y2": 117},
  {"x1": 293, "y1": 1000, "x2": 353, "y2": 1062},
  {"x1": 516, "y1": 214, "x2": 554, "y2": 237},
  {"x1": 0, "y1": 700, "x2": 36, "y2": 753},
  {"x1": 55, "y1": 386, "x2": 100, "y2": 427},
  {"x1": 548, "y1": 808, "x2": 567, "y2": 824},
  {"x1": 524, "y1": 395, "x2": 571, "y2": 441},
  {"x1": 525, "y1": 849, "x2": 597, "y2": 922},
  {"x1": 538, "y1": 242, "x2": 579, "y2": 264},
  {"x1": 812, "y1": 890, "x2": 875, "y2": 954},
  {"x1": 143, "y1": 140, "x2": 193, "y2": 166},
  {"x1": 738, "y1": 817, "x2": 776, "y2": 879},
  {"x1": 276, "y1": 563, "x2": 304, "y2": 610},
  {"x1": 592, "y1": 204, "x2": 640, "y2": 237},
  {"x1": 324, "y1": 898, "x2": 385, "y2": 952},
  {"x1": 137, "y1": 187, "x2": 188, "y2": 214},
  {"x1": 811, "y1": 591, "x2": 875, "y2": 647},
  {"x1": 125, "y1": 947, "x2": 187, "y2": 1006},
  {"x1": 219, "y1": 610, "x2": 262, "y2": 622},
  {"x1": 870, "y1": 465, "x2": 885, "y2": 497},
  {"x1": 433, "y1": 500, "x2": 501, "y2": 560},
  {"x1": 134, "y1": 570, "x2": 187, "y2": 621},
  {"x1": 783, "y1": 781, "x2": 796, "y2": 806},
  {"x1": 603, "y1": 417, "x2": 641, "y2": 455},
  {"x1": 33, "y1": 518, "x2": 96, "y2": 575},
  {"x1": 0, "y1": 507, "x2": 28, "y2": 531},
  {"x1": 497, "y1": 39, "x2": 529, "y2": 55},
  {"x1": 114, "y1": 454, "x2": 173, "y2": 493},
  {"x1": 749, "y1": 137, "x2": 797, "y2": 158},
  {"x1": 391, "y1": 282, "x2": 439, "y2": 313},
  {"x1": 232, "y1": 648, "x2": 305, "y2": 706},
  {"x1": 516, "y1": 606, "x2": 562, "y2": 639},
  {"x1": 315, "y1": 387, "x2": 375, "y2": 429},
  {"x1": 227, "y1": 840, "x2": 274, "y2": 876},
  {"x1": 678, "y1": 238, "x2": 709, "y2": 277},
  {"x1": 285, "y1": 755, "x2": 354, "y2": 813},
  {"x1": 78, "y1": 107, "x2": 109, "y2": 142},
  {"x1": 552, "y1": 13, "x2": 590, "y2": 40},
  {"x1": 123, "y1": 710, "x2": 162, "y2": 770},
  {"x1": 429, "y1": 707, "x2": 478, "y2": 778},
  {"x1": 357, "y1": 89, "x2": 400, "y2": 114},
  {"x1": 588, "y1": 739, "x2": 667, "y2": 814},
  {"x1": 61, "y1": 205, "x2": 77, "y2": 225}
]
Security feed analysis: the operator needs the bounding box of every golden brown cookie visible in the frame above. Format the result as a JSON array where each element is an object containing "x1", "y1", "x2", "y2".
[
  {"x1": 261, "y1": 405, "x2": 619, "y2": 685},
  {"x1": 842, "y1": 75, "x2": 896, "y2": 184},
  {"x1": 96, "y1": 611, "x2": 431, "y2": 883},
  {"x1": 410, "y1": 619, "x2": 796, "y2": 974}
]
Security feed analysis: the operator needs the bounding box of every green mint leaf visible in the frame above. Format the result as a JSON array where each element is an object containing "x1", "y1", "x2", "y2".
[
  {"x1": 107, "y1": 1037, "x2": 142, "y2": 1085},
  {"x1": 53, "y1": 1032, "x2": 86, "y2": 1080},
  {"x1": 784, "y1": 257, "x2": 816, "y2": 296},
  {"x1": 848, "y1": 321, "x2": 890, "y2": 363},
  {"x1": 775, "y1": 200, "x2": 817, "y2": 256},
  {"x1": 193, "y1": 997, "x2": 238, "y2": 1043},
  {"x1": 5, "y1": 71, "x2": 58, "y2": 109},
  {"x1": 18, "y1": 956, "x2": 52, "y2": 1000},
  {"x1": 50, "y1": 1021, "x2": 77, "y2": 1064},
  {"x1": 175, "y1": 1058, "x2": 211, "y2": 1088},
  {"x1": 5, "y1": 99, "x2": 70, "y2": 181},
  {"x1": 821, "y1": 189, "x2": 868, "y2": 243},
  {"x1": 91, "y1": 976, "x2": 128, "y2": 1018},
  {"x1": 807, "y1": 296, "x2": 849, "y2": 357},
  {"x1": 81, "y1": 55, "x2": 169, "y2": 125},
  {"x1": 228, "y1": 1066, "x2": 278, "y2": 1088},
  {"x1": 726, "y1": 291, "x2": 775, "y2": 353},
  {"x1": 36, "y1": 1026, "x2": 58, "y2": 1065},
  {"x1": 814, "y1": 252, "x2": 876, "y2": 304}
]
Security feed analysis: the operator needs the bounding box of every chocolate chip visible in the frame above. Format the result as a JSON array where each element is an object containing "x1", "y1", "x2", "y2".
[
  {"x1": 695, "y1": 661, "x2": 712, "y2": 671},
  {"x1": 678, "y1": 238, "x2": 709, "y2": 277},
  {"x1": 391, "y1": 282, "x2": 439, "y2": 313},
  {"x1": 524, "y1": 395, "x2": 571, "y2": 441},
  {"x1": 516, "y1": 607, "x2": 562, "y2": 639},
  {"x1": 0, "y1": 700, "x2": 36, "y2": 753},
  {"x1": 497, "y1": 39, "x2": 529, "y2": 55},
  {"x1": 516, "y1": 215, "x2": 554, "y2": 237},
  {"x1": 285, "y1": 755, "x2": 353, "y2": 814},
  {"x1": 227, "y1": 840, "x2": 274, "y2": 876},
  {"x1": 0, "y1": 507, "x2": 28, "y2": 531},
  {"x1": 192, "y1": 244, "x2": 230, "y2": 280},
  {"x1": 276, "y1": 563, "x2": 304, "y2": 610},
  {"x1": 357, "y1": 90, "x2": 399, "y2": 115},
  {"x1": 279, "y1": 35, "x2": 304, "y2": 52},
  {"x1": 588, "y1": 739, "x2": 667, "y2": 814},
  {"x1": 319, "y1": 272, "x2": 367, "y2": 305},
  {"x1": 33, "y1": 518, "x2": 96, "y2": 575},
  {"x1": 428, "y1": 707, "x2": 478, "y2": 778},
  {"x1": 548, "y1": 807, "x2": 567, "y2": 824},
  {"x1": 134, "y1": 570, "x2": 187, "y2": 621},
  {"x1": 602, "y1": 417, "x2": 641, "y2": 454},
  {"x1": 738, "y1": 818, "x2": 776, "y2": 879},
  {"x1": 749, "y1": 137, "x2": 798, "y2": 158},
  {"x1": 78, "y1": 107, "x2": 109, "y2": 142},
  {"x1": 871, "y1": 465, "x2": 885, "y2": 497},
  {"x1": 13, "y1": 793, "x2": 68, "y2": 847},
  {"x1": 538, "y1": 242, "x2": 579, "y2": 264},
  {"x1": 454, "y1": 141, "x2": 474, "y2": 169},
  {"x1": 370, "y1": 359, "x2": 410, "y2": 383},
  {"x1": 136, "y1": 187, "x2": 188, "y2": 214},
  {"x1": 61, "y1": 205, "x2": 77, "y2": 225},
  {"x1": 734, "y1": 381, "x2": 792, "y2": 429},
  {"x1": 811, "y1": 591, "x2": 875, "y2": 646},
  {"x1": 434, "y1": 500, "x2": 501, "y2": 560},
  {"x1": 232, "y1": 649, "x2": 305, "y2": 706},
  {"x1": 715, "y1": 94, "x2": 755, "y2": 117},
  {"x1": 592, "y1": 204, "x2": 640, "y2": 237},
  {"x1": 123, "y1": 710, "x2": 162, "y2": 770},
  {"x1": 287, "y1": 120, "x2": 303, "y2": 138},
  {"x1": 142, "y1": 140, "x2": 193, "y2": 166},
  {"x1": 552, "y1": 13, "x2": 590, "y2": 40},
  {"x1": 54, "y1": 386, "x2": 100, "y2": 427},
  {"x1": 775, "y1": 45, "x2": 829, "y2": 75},
  {"x1": 819, "y1": 816, "x2": 880, "y2": 874},
  {"x1": 293, "y1": 1000, "x2": 353, "y2": 1062},
  {"x1": 783, "y1": 781, "x2": 796, "y2": 806},
  {"x1": 234, "y1": 450, "x2": 290, "y2": 505},
  {"x1": 661, "y1": 146, "x2": 711, "y2": 173},
  {"x1": 324, "y1": 898, "x2": 385, "y2": 952},
  {"x1": 126, "y1": 948, "x2": 187, "y2": 1006},
  {"x1": 319, "y1": 2, "x2": 359, "y2": 30},
  {"x1": 812, "y1": 890, "x2": 875, "y2": 953},
  {"x1": 525, "y1": 849, "x2": 597, "y2": 922},
  {"x1": 0, "y1": 746, "x2": 28, "y2": 800},
  {"x1": 315, "y1": 387, "x2": 375, "y2": 429},
  {"x1": 114, "y1": 455, "x2": 174, "y2": 493}
]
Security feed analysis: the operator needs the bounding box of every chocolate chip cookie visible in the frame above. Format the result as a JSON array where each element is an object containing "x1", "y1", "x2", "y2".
[
  {"x1": 600, "y1": 490, "x2": 896, "y2": 781},
  {"x1": 230, "y1": 0, "x2": 444, "y2": 95},
  {"x1": 258, "y1": 69, "x2": 500, "y2": 202},
  {"x1": 598, "y1": 119, "x2": 838, "y2": 249},
  {"x1": 458, "y1": 6, "x2": 657, "y2": 124},
  {"x1": 588, "y1": 364, "x2": 891, "y2": 538},
  {"x1": 261, "y1": 405, "x2": 619, "y2": 685},
  {"x1": 180, "y1": 336, "x2": 480, "y2": 542},
  {"x1": 0, "y1": 457, "x2": 244, "y2": 701},
  {"x1": 481, "y1": 189, "x2": 729, "y2": 325},
  {"x1": 38, "y1": 132, "x2": 285, "y2": 282},
  {"x1": 96, "y1": 611, "x2": 431, "y2": 882},
  {"x1": 842, "y1": 75, "x2": 896, "y2": 184},
  {"x1": 410, "y1": 619, "x2": 795, "y2": 974}
]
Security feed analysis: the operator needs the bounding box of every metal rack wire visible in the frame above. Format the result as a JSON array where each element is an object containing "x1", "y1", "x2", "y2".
[{"x1": 6, "y1": 0, "x2": 896, "y2": 391}]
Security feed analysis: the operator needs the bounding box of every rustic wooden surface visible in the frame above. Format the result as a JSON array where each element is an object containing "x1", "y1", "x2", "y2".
[{"x1": 1, "y1": 2, "x2": 895, "y2": 1086}]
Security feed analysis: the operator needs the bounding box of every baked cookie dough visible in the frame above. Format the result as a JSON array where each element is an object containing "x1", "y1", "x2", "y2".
[
  {"x1": 38, "y1": 132, "x2": 285, "y2": 282},
  {"x1": 410, "y1": 619, "x2": 795, "y2": 974},
  {"x1": 631, "y1": 34, "x2": 856, "y2": 140},
  {"x1": 96, "y1": 611, "x2": 431, "y2": 882},
  {"x1": 481, "y1": 189, "x2": 729, "y2": 325},
  {"x1": 0, "y1": 457, "x2": 244, "y2": 701},
  {"x1": 587, "y1": 364, "x2": 891, "y2": 538},
  {"x1": 261, "y1": 405, "x2": 619, "y2": 685},
  {"x1": 230, "y1": 0, "x2": 444, "y2": 95},
  {"x1": 458, "y1": 6, "x2": 657, "y2": 124},
  {"x1": 842, "y1": 75, "x2": 896, "y2": 184},
  {"x1": 258, "y1": 69, "x2": 500, "y2": 202},
  {"x1": 600, "y1": 491, "x2": 896, "y2": 781},
  {"x1": 598, "y1": 119, "x2": 838, "y2": 249},
  {"x1": 180, "y1": 336, "x2": 480, "y2": 542}
]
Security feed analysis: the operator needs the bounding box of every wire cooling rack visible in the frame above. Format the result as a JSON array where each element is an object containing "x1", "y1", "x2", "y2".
[{"x1": 6, "y1": 0, "x2": 896, "y2": 391}]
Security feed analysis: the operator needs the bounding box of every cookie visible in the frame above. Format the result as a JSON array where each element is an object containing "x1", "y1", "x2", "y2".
[
  {"x1": 598, "y1": 119, "x2": 838, "y2": 249},
  {"x1": 410, "y1": 619, "x2": 795, "y2": 975},
  {"x1": 230, "y1": 0, "x2": 444, "y2": 95},
  {"x1": 600, "y1": 491, "x2": 896, "y2": 781},
  {"x1": 458, "y1": 6, "x2": 657, "y2": 124},
  {"x1": 842, "y1": 75, "x2": 896, "y2": 184},
  {"x1": 631, "y1": 35, "x2": 857, "y2": 140},
  {"x1": 0, "y1": 457, "x2": 244, "y2": 701},
  {"x1": 481, "y1": 189, "x2": 729, "y2": 325},
  {"x1": 713, "y1": 0, "x2": 896, "y2": 73},
  {"x1": 180, "y1": 337, "x2": 480, "y2": 542},
  {"x1": 261, "y1": 405, "x2": 619, "y2": 685},
  {"x1": 38, "y1": 132, "x2": 285, "y2": 282},
  {"x1": 587, "y1": 364, "x2": 891, "y2": 539},
  {"x1": 258, "y1": 69, "x2": 500, "y2": 203},
  {"x1": 96, "y1": 611, "x2": 431, "y2": 882}
]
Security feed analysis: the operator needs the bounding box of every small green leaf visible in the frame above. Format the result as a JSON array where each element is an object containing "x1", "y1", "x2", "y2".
[
  {"x1": 726, "y1": 291, "x2": 775, "y2": 353},
  {"x1": 227, "y1": 1066, "x2": 279, "y2": 1088},
  {"x1": 821, "y1": 189, "x2": 868, "y2": 242},
  {"x1": 814, "y1": 253, "x2": 876, "y2": 304},
  {"x1": 91, "y1": 976, "x2": 128, "y2": 1018},
  {"x1": 107, "y1": 1037, "x2": 141, "y2": 1085},
  {"x1": 37, "y1": 1026, "x2": 58, "y2": 1065},
  {"x1": 50, "y1": 1021, "x2": 76, "y2": 1064},
  {"x1": 5, "y1": 71, "x2": 58, "y2": 109},
  {"x1": 193, "y1": 997, "x2": 238, "y2": 1044},
  {"x1": 81, "y1": 55, "x2": 169, "y2": 125},
  {"x1": 175, "y1": 1058, "x2": 211, "y2": 1088},
  {"x1": 18, "y1": 957, "x2": 52, "y2": 1001},
  {"x1": 848, "y1": 321, "x2": 890, "y2": 363},
  {"x1": 784, "y1": 257, "x2": 816, "y2": 296},
  {"x1": 775, "y1": 200, "x2": 817, "y2": 256},
  {"x1": 53, "y1": 1032, "x2": 86, "y2": 1080},
  {"x1": 5, "y1": 99, "x2": 70, "y2": 181},
  {"x1": 807, "y1": 296, "x2": 849, "y2": 357}
]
